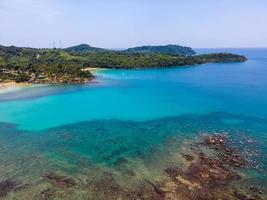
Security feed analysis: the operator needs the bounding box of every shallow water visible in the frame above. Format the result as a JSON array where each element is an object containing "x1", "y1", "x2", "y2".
[{"x1": 0, "y1": 49, "x2": 267, "y2": 199}]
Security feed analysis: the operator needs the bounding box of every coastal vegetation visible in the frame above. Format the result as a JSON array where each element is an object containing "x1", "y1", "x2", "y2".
[
  {"x1": 124, "y1": 44, "x2": 196, "y2": 55},
  {"x1": 66, "y1": 44, "x2": 109, "y2": 53},
  {"x1": 65, "y1": 44, "x2": 196, "y2": 55},
  {"x1": 0, "y1": 44, "x2": 247, "y2": 84}
]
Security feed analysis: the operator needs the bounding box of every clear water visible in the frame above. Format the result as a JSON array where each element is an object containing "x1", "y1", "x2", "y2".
[
  {"x1": 0, "y1": 49, "x2": 267, "y2": 131},
  {"x1": 0, "y1": 49, "x2": 267, "y2": 199}
]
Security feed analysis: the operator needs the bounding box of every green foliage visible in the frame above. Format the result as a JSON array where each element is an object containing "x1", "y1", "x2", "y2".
[
  {"x1": 71, "y1": 52, "x2": 246, "y2": 68},
  {"x1": 15, "y1": 73, "x2": 29, "y2": 83},
  {"x1": 124, "y1": 45, "x2": 196, "y2": 56},
  {"x1": 0, "y1": 44, "x2": 247, "y2": 83},
  {"x1": 66, "y1": 44, "x2": 108, "y2": 53},
  {"x1": 65, "y1": 44, "x2": 196, "y2": 56}
]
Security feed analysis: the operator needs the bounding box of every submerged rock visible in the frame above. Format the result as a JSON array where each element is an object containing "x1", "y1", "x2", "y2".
[
  {"x1": 182, "y1": 154, "x2": 195, "y2": 162},
  {"x1": 40, "y1": 188, "x2": 56, "y2": 200},
  {"x1": 135, "y1": 180, "x2": 165, "y2": 200},
  {"x1": 186, "y1": 152, "x2": 241, "y2": 186},
  {"x1": 44, "y1": 172, "x2": 76, "y2": 188},
  {"x1": 202, "y1": 133, "x2": 228, "y2": 151},
  {"x1": 164, "y1": 166, "x2": 183, "y2": 180},
  {"x1": 233, "y1": 190, "x2": 263, "y2": 200},
  {"x1": 165, "y1": 152, "x2": 240, "y2": 190},
  {"x1": 250, "y1": 186, "x2": 264, "y2": 194},
  {"x1": 0, "y1": 179, "x2": 25, "y2": 198},
  {"x1": 144, "y1": 178, "x2": 165, "y2": 199},
  {"x1": 219, "y1": 153, "x2": 246, "y2": 167},
  {"x1": 113, "y1": 157, "x2": 129, "y2": 166},
  {"x1": 87, "y1": 171, "x2": 127, "y2": 199},
  {"x1": 202, "y1": 133, "x2": 246, "y2": 167},
  {"x1": 161, "y1": 133, "x2": 257, "y2": 200}
]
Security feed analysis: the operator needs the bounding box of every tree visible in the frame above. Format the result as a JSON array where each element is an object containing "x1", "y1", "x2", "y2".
[{"x1": 15, "y1": 73, "x2": 29, "y2": 83}]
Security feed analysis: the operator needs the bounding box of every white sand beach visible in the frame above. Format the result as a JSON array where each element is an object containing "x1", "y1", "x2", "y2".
[{"x1": 0, "y1": 82, "x2": 31, "y2": 94}]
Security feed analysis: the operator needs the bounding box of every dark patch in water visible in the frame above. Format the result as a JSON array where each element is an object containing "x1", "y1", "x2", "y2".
[
  {"x1": 249, "y1": 186, "x2": 264, "y2": 194},
  {"x1": 182, "y1": 154, "x2": 195, "y2": 162},
  {"x1": 202, "y1": 133, "x2": 246, "y2": 167},
  {"x1": 144, "y1": 178, "x2": 165, "y2": 199},
  {"x1": 233, "y1": 190, "x2": 263, "y2": 200},
  {"x1": 40, "y1": 188, "x2": 56, "y2": 200},
  {"x1": 87, "y1": 171, "x2": 128, "y2": 199},
  {"x1": 187, "y1": 152, "x2": 241, "y2": 185},
  {"x1": 165, "y1": 166, "x2": 183, "y2": 180},
  {"x1": 0, "y1": 179, "x2": 25, "y2": 198},
  {"x1": 159, "y1": 133, "x2": 266, "y2": 200},
  {"x1": 44, "y1": 172, "x2": 76, "y2": 188},
  {"x1": 113, "y1": 157, "x2": 129, "y2": 166}
]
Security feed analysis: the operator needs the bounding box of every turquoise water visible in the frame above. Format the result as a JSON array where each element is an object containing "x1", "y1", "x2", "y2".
[
  {"x1": 0, "y1": 49, "x2": 267, "y2": 199},
  {"x1": 0, "y1": 49, "x2": 267, "y2": 130}
]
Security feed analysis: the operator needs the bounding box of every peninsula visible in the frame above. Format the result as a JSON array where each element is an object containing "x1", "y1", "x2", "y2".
[{"x1": 0, "y1": 44, "x2": 247, "y2": 84}]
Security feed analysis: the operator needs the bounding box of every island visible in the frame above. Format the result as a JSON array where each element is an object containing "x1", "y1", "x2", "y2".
[{"x1": 0, "y1": 44, "x2": 247, "y2": 84}]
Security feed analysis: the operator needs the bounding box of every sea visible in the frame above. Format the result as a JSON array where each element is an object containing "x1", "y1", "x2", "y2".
[{"x1": 0, "y1": 48, "x2": 266, "y2": 199}]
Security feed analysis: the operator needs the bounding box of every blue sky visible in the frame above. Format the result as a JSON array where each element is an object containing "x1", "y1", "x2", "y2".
[{"x1": 0, "y1": 0, "x2": 266, "y2": 48}]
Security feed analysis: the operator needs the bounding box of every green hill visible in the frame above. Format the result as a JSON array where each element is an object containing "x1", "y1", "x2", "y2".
[
  {"x1": 65, "y1": 44, "x2": 196, "y2": 56},
  {"x1": 65, "y1": 44, "x2": 108, "y2": 53},
  {"x1": 124, "y1": 45, "x2": 196, "y2": 56}
]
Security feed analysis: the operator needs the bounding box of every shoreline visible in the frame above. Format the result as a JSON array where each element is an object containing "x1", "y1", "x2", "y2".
[
  {"x1": 82, "y1": 67, "x2": 107, "y2": 74},
  {"x1": 0, "y1": 74, "x2": 97, "y2": 94},
  {"x1": 0, "y1": 82, "x2": 32, "y2": 93}
]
